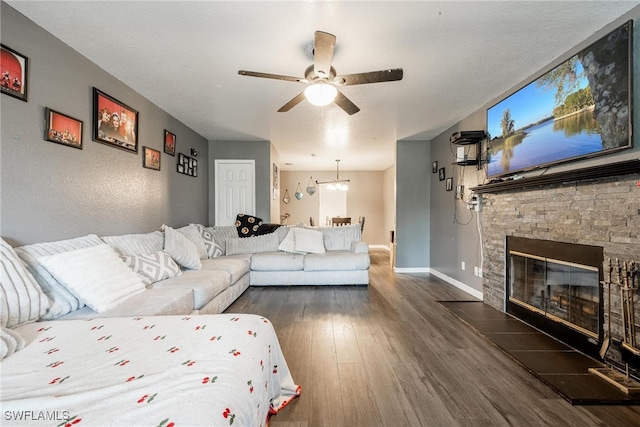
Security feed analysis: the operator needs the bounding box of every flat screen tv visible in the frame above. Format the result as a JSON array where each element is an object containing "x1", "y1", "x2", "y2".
[{"x1": 486, "y1": 20, "x2": 633, "y2": 179}]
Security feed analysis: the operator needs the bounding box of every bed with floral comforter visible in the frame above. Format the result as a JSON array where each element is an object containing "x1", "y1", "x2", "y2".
[{"x1": 0, "y1": 314, "x2": 300, "y2": 426}]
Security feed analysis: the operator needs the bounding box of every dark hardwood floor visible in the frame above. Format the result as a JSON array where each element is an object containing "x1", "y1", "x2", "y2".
[{"x1": 226, "y1": 249, "x2": 640, "y2": 426}]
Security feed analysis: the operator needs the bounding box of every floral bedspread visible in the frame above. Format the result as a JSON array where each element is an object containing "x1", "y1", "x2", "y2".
[{"x1": 0, "y1": 314, "x2": 300, "y2": 426}]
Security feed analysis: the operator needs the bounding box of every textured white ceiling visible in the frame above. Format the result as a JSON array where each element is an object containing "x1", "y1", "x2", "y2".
[{"x1": 8, "y1": 1, "x2": 638, "y2": 171}]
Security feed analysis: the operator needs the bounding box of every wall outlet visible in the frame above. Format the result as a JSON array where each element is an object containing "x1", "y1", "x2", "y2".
[
  {"x1": 474, "y1": 266, "x2": 479, "y2": 276},
  {"x1": 461, "y1": 261, "x2": 466, "y2": 271}
]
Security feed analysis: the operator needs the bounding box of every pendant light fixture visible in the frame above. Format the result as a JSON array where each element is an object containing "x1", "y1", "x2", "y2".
[{"x1": 315, "y1": 159, "x2": 350, "y2": 191}]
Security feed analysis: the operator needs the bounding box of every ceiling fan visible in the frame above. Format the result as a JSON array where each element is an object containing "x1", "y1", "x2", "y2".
[{"x1": 238, "y1": 31, "x2": 403, "y2": 115}]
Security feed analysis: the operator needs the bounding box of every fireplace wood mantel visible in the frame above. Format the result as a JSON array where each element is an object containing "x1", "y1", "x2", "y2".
[{"x1": 470, "y1": 159, "x2": 640, "y2": 194}]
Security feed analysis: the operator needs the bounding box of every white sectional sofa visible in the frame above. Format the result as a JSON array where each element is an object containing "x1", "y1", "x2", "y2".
[{"x1": 8, "y1": 223, "x2": 369, "y2": 321}]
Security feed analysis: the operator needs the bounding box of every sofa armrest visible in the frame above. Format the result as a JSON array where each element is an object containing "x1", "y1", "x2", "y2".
[{"x1": 351, "y1": 241, "x2": 369, "y2": 254}]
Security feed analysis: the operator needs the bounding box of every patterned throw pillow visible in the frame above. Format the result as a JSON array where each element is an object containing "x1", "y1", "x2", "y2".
[
  {"x1": 192, "y1": 224, "x2": 224, "y2": 258},
  {"x1": 236, "y1": 214, "x2": 263, "y2": 237},
  {"x1": 122, "y1": 251, "x2": 182, "y2": 286}
]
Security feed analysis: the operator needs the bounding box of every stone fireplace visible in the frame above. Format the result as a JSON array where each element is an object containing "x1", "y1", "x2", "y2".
[{"x1": 479, "y1": 172, "x2": 640, "y2": 377}]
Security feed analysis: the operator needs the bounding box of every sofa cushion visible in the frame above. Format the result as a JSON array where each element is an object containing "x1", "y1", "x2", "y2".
[
  {"x1": 58, "y1": 288, "x2": 194, "y2": 319},
  {"x1": 251, "y1": 252, "x2": 304, "y2": 271},
  {"x1": 150, "y1": 269, "x2": 231, "y2": 310},
  {"x1": 163, "y1": 225, "x2": 202, "y2": 270},
  {"x1": 38, "y1": 244, "x2": 146, "y2": 313},
  {"x1": 303, "y1": 251, "x2": 371, "y2": 271},
  {"x1": 14, "y1": 234, "x2": 104, "y2": 319},
  {"x1": 101, "y1": 231, "x2": 164, "y2": 256},
  {"x1": 318, "y1": 224, "x2": 362, "y2": 251},
  {"x1": 201, "y1": 257, "x2": 250, "y2": 284},
  {"x1": 122, "y1": 251, "x2": 182, "y2": 286},
  {"x1": 225, "y1": 233, "x2": 279, "y2": 255},
  {"x1": 0, "y1": 238, "x2": 49, "y2": 328},
  {"x1": 235, "y1": 213, "x2": 263, "y2": 237}
]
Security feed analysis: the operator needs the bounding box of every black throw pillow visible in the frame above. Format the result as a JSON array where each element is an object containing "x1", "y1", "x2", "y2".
[{"x1": 235, "y1": 214, "x2": 263, "y2": 237}]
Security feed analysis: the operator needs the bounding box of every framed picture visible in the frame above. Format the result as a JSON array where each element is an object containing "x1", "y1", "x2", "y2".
[
  {"x1": 44, "y1": 108, "x2": 83, "y2": 150},
  {"x1": 273, "y1": 163, "x2": 279, "y2": 189},
  {"x1": 143, "y1": 146, "x2": 161, "y2": 171},
  {"x1": 446, "y1": 177, "x2": 453, "y2": 191},
  {"x1": 164, "y1": 130, "x2": 176, "y2": 156},
  {"x1": 1, "y1": 44, "x2": 28, "y2": 102},
  {"x1": 438, "y1": 167, "x2": 446, "y2": 181},
  {"x1": 93, "y1": 88, "x2": 138, "y2": 153},
  {"x1": 432, "y1": 161, "x2": 438, "y2": 173},
  {"x1": 176, "y1": 152, "x2": 197, "y2": 177}
]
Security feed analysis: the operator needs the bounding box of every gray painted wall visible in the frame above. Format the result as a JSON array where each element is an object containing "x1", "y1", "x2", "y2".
[
  {"x1": 428, "y1": 8, "x2": 640, "y2": 295},
  {"x1": 395, "y1": 140, "x2": 430, "y2": 268},
  {"x1": 429, "y1": 112, "x2": 485, "y2": 291},
  {"x1": 207, "y1": 140, "x2": 272, "y2": 225},
  {"x1": 0, "y1": 4, "x2": 209, "y2": 246}
]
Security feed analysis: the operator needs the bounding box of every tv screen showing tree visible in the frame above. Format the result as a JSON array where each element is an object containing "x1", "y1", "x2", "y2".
[{"x1": 486, "y1": 21, "x2": 632, "y2": 178}]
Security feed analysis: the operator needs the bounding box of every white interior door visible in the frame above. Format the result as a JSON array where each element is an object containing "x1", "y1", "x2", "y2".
[{"x1": 215, "y1": 160, "x2": 255, "y2": 226}]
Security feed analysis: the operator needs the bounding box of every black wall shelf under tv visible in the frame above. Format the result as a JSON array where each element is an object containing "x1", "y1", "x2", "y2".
[
  {"x1": 470, "y1": 159, "x2": 640, "y2": 194},
  {"x1": 451, "y1": 131, "x2": 486, "y2": 169}
]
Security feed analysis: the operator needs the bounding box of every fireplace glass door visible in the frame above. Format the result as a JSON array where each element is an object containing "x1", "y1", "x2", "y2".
[{"x1": 509, "y1": 251, "x2": 599, "y2": 338}]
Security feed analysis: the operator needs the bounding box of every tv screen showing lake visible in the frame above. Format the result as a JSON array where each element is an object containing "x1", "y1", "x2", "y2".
[
  {"x1": 485, "y1": 20, "x2": 631, "y2": 178},
  {"x1": 487, "y1": 109, "x2": 603, "y2": 177}
]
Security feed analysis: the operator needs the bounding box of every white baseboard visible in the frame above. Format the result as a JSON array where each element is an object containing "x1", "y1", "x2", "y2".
[
  {"x1": 427, "y1": 269, "x2": 484, "y2": 301},
  {"x1": 394, "y1": 267, "x2": 430, "y2": 273},
  {"x1": 370, "y1": 244, "x2": 390, "y2": 250}
]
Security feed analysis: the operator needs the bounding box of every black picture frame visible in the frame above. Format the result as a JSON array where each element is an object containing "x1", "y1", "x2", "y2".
[
  {"x1": 446, "y1": 177, "x2": 453, "y2": 191},
  {"x1": 44, "y1": 108, "x2": 83, "y2": 150},
  {"x1": 143, "y1": 146, "x2": 161, "y2": 171},
  {"x1": 1, "y1": 44, "x2": 28, "y2": 102},
  {"x1": 438, "y1": 167, "x2": 445, "y2": 181},
  {"x1": 432, "y1": 161, "x2": 438, "y2": 173},
  {"x1": 176, "y1": 152, "x2": 197, "y2": 177},
  {"x1": 93, "y1": 88, "x2": 138, "y2": 153},
  {"x1": 164, "y1": 130, "x2": 176, "y2": 156}
]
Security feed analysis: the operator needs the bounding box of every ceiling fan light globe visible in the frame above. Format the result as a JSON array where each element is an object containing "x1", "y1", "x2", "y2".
[{"x1": 304, "y1": 83, "x2": 337, "y2": 106}]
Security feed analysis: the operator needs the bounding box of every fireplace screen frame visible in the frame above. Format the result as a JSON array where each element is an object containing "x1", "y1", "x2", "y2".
[{"x1": 505, "y1": 236, "x2": 604, "y2": 359}]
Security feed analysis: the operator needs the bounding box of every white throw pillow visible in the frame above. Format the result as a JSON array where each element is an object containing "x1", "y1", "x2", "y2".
[
  {"x1": 0, "y1": 238, "x2": 50, "y2": 327},
  {"x1": 38, "y1": 244, "x2": 146, "y2": 313},
  {"x1": 122, "y1": 251, "x2": 182, "y2": 286},
  {"x1": 277, "y1": 229, "x2": 305, "y2": 254},
  {"x1": 177, "y1": 224, "x2": 208, "y2": 259},
  {"x1": 162, "y1": 225, "x2": 202, "y2": 270},
  {"x1": 292, "y1": 228, "x2": 326, "y2": 254}
]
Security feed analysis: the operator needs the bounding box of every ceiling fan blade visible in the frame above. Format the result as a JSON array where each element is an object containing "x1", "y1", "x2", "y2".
[
  {"x1": 277, "y1": 92, "x2": 306, "y2": 112},
  {"x1": 313, "y1": 31, "x2": 336, "y2": 78},
  {"x1": 334, "y1": 90, "x2": 360, "y2": 115},
  {"x1": 238, "y1": 70, "x2": 307, "y2": 83},
  {"x1": 334, "y1": 68, "x2": 403, "y2": 86}
]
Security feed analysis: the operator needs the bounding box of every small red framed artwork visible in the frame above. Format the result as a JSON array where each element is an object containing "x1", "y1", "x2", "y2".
[
  {"x1": 45, "y1": 108, "x2": 83, "y2": 150},
  {"x1": 1, "y1": 44, "x2": 28, "y2": 102},
  {"x1": 143, "y1": 146, "x2": 161, "y2": 171},
  {"x1": 164, "y1": 130, "x2": 176, "y2": 156}
]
